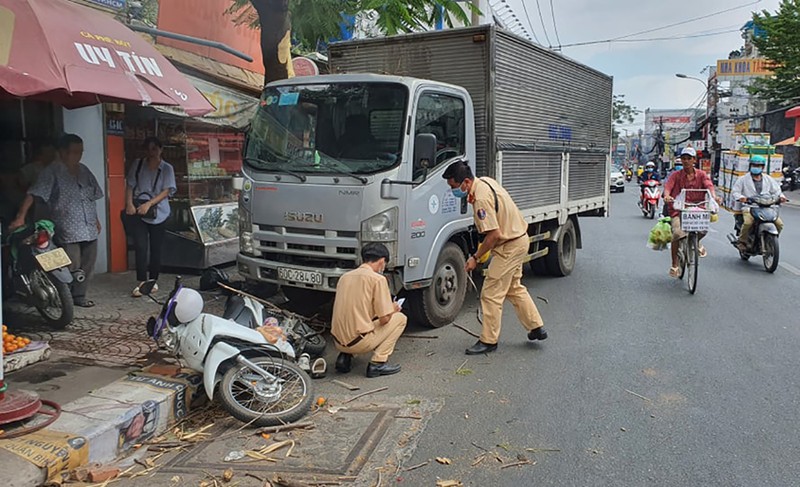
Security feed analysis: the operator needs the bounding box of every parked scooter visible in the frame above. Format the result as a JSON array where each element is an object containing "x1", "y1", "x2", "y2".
[
  {"x1": 7, "y1": 220, "x2": 79, "y2": 328},
  {"x1": 726, "y1": 196, "x2": 784, "y2": 273},
  {"x1": 141, "y1": 278, "x2": 313, "y2": 426},
  {"x1": 638, "y1": 180, "x2": 662, "y2": 219},
  {"x1": 781, "y1": 166, "x2": 799, "y2": 192}
]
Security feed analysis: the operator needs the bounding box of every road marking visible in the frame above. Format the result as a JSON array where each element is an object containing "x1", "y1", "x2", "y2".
[{"x1": 779, "y1": 262, "x2": 800, "y2": 277}]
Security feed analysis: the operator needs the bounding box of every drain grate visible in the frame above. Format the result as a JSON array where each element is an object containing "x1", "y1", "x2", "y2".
[{"x1": 161, "y1": 407, "x2": 400, "y2": 480}]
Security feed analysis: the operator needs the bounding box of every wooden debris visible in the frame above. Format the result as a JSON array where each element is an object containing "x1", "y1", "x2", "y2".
[
  {"x1": 624, "y1": 389, "x2": 651, "y2": 402},
  {"x1": 222, "y1": 468, "x2": 234, "y2": 482},
  {"x1": 343, "y1": 386, "x2": 388, "y2": 404},
  {"x1": 471, "y1": 454, "x2": 486, "y2": 466},
  {"x1": 436, "y1": 457, "x2": 452, "y2": 465},
  {"x1": 536, "y1": 296, "x2": 549, "y2": 304},
  {"x1": 332, "y1": 379, "x2": 360, "y2": 391},
  {"x1": 452, "y1": 323, "x2": 480, "y2": 338},
  {"x1": 400, "y1": 334, "x2": 439, "y2": 339},
  {"x1": 257, "y1": 421, "x2": 314, "y2": 435},
  {"x1": 500, "y1": 460, "x2": 534, "y2": 469},
  {"x1": 525, "y1": 448, "x2": 561, "y2": 453},
  {"x1": 435, "y1": 480, "x2": 463, "y2": 487},
  {"x1": 402, "y1": 461, "x2": 429, "y2": 472}
]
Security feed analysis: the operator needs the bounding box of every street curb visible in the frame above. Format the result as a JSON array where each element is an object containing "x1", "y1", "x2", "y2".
[{"x1": 0, "y1": 368, "x2": 201, "y2": 487}]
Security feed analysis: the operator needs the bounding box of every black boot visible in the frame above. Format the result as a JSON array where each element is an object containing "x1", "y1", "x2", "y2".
[
  {"x1": 465, "y1": 341, "x2": 498, "y2": 355},
  {"x1": 527, "y1": 327, "x2": 548, "y2": 341},
  {"x1": 335, "y1": 353, "x2": 352, "y2": 373},
  {"x1": 366, "y1": 362, "x2": 401, "y2": 378}
]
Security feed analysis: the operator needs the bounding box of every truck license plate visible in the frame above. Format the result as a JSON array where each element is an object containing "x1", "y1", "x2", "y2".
[
  {"x1": 277, "y1": 267, "x2": 323, "y2": 286},
  {"x1": 35, "y1": 248, "x2": 72, "y2": 272}
]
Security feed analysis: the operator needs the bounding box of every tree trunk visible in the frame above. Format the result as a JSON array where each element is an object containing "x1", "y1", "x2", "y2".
[{"x1": 250, "y1": 0, "x2": 294, "y2": 85}]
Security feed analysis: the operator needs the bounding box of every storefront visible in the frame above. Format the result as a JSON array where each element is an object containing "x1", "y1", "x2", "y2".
[{"x1": 117, "y1": 75, "x2": 258, "y2": 270}]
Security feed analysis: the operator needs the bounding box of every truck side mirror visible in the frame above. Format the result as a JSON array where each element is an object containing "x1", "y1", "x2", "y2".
[{"x1": 414, "y1": 133, "x2": 437, "y2": 180}]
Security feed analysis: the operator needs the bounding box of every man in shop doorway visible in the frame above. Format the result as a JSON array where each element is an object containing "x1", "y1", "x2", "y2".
[
  {"x1": 10, "y1": 134, "x2": 104, "y2": 308},
  {"x1": 19, "y1": 141, "x2": 57, "y2": 221}
]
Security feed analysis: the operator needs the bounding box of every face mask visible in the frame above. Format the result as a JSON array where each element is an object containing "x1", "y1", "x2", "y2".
[
  {"x1": 451, "y1": 184, "x2": 467, "y2": 199},
  {"x1": 750, "y1": 167, "x2": 764, "y2": 176},
  {"x1": 674, "y1": 165, "x2": 683, "y2": 171},
  {"x1": 646, "y1": 168, "x2": 653, "y2": 172}
]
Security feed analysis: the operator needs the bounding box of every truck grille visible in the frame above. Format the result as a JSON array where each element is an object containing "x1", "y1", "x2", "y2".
[{"x1": 254, "y1": 225, "x2": 359, "y2": 269}]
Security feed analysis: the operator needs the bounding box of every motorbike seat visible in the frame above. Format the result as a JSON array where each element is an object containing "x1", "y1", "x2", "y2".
[{"x1": 223, "y1": 295, "x2": 259, "y2": 328}]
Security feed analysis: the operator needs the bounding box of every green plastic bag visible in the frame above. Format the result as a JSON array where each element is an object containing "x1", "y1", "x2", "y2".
[{"x1": 647, "y1": 217, "x2": 672, "y2": 251}]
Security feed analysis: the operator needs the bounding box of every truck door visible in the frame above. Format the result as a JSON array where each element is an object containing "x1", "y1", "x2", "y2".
[{"x1": 403, "y1": 89, "x2": 470, "y2": 283}]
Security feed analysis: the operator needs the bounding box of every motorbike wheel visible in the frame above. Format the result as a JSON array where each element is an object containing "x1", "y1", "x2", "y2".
[
  {"x1": 762, "y1": 234, "x2": 780, "y2": 274},
  {"x1": 739, "y1": 250, "x2": 750, "y2": 261},
  {"x1": 648, "y1": 204, "x2": 656, "y2": 220},
  {"x1": 33, "y1": 270, "x2": 73, "y2": 329},
  {"x1": 293, "y1": 321, "x2": 327, "y2": 357},
  {"x1": 219, "y1": 356, "x2": 313, "y2": 427}
]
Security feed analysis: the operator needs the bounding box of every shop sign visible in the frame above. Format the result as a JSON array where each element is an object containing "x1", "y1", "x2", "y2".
[
  {"x1": 716, "y1": 58, "x2": 773, "y2": 78},
  {"x1": 155, "y1": 75, "x2": 258, "y2": 129},
  {"x1": 292, "y1": 57, "x2": 319, "y2": 77},
  {"x1": 83, "y1": 0, "x2": 127, "y2": 10},
  {"x1": 107, "y1": 115, "x2": 125, "y2": 136}
]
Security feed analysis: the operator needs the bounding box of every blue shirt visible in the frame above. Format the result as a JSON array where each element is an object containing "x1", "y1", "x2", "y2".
[
  {"x1": 126, "y1": 159, "x2": 177, "y2": 225},
  {"x1": 28, "y1": 161, "x2": 104, "y2": 244}
]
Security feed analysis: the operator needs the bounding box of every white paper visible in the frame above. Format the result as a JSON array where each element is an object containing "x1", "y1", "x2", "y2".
[{"x1": 396, "y1": 298, "x2": 406, "y2": 308}]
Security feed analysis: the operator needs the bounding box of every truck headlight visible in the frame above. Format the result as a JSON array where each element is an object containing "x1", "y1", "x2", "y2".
[
  {"x1": 239, "y1": 208, "x2": 255, "y2": 256},
  {"x1": 361, "y1": 208, "x2": 398, "y2": 242}
]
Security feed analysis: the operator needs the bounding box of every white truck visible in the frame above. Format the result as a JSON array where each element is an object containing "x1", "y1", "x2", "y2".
[{"x1": 237, "y1": 25, "x2": 612, "y2": 327}]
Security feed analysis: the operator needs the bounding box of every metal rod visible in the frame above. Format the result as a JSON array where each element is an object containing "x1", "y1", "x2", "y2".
[{"x1": 127, "y1": 24, "x2": 254, "y2": 63}]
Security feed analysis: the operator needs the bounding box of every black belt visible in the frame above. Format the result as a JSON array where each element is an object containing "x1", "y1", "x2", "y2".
[{"x1": 336, "y1": 333, "x2": 368, "y2": 347}]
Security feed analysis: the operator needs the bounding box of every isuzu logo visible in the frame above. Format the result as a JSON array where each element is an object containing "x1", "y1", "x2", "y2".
[{"x1": 285, "y1": 211, "x2": 323, "y2": 223}]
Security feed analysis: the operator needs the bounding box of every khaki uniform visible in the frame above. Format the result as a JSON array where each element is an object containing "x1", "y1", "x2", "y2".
[
  {"x1": 470, "y1": 178, "x2": 544, "y2": 344},
  {"x1": 331, "y1": 264, "x2": 407, "y2": 363}
]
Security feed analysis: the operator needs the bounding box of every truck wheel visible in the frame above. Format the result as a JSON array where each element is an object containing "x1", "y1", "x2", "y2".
[
  {"x1": 528, "y1": 255, "x2": 549, "y2": 276},
  {"x1": 545, "y1": 219, "x2": 576, "y2": 277},
  {"x1": 410, "y1": 243, "x2": 467, "y2": 328}
]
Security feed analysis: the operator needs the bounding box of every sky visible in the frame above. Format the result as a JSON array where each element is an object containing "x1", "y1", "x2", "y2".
[{"x1": 501, "y1": 0, "x2": 782, "y2": 131}]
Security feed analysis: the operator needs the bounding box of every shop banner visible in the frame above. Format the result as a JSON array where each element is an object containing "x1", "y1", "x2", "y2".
[
  {"x1": 155, "y1": 75, "x2": 258, "y2": 129},
  {"x1": 0, "y1": 430, "x2": 89, "y2": 482}
]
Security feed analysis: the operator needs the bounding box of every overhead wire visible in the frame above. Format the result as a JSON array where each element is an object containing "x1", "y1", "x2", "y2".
[
  {"x1": 534, "y1": 0, "x2": 553, "y2": 47},
  {"x1": 561, "y1": 0, "x2": 761, "y2": 49},
  {"x1": 549, "y1": 0, "x2": 562, "y2": 49},
  {"x1": 519, "y1": 0, "x2": 541, "y2": 44}
]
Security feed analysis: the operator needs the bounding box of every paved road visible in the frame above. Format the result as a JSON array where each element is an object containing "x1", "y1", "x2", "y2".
[
  {"x1": 394, "y1": 183, "x2": 800, "y2": 486},
  {"x1": 115, "y1": 182, "x2": 800, "y2": 487}
]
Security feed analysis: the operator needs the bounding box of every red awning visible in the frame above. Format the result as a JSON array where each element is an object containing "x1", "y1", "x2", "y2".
[{"x1": 0, "y1": 0, "x2": 214, "y2": 116}]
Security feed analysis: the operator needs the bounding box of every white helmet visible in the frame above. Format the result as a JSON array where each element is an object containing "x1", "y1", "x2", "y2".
[{"x1": 172, "y1": 288, "x2": 204, "y2": 323}]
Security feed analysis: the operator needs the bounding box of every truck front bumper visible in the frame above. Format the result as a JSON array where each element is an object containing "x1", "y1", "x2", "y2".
[{"x1": 237, "y1": 254, "x2": 346, "y2": 292}]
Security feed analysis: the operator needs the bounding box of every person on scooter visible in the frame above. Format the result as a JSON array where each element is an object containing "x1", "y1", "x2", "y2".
[
  {"x1": 732, "y1": 155, "x2": 786, "y2": 252},
  {"x1": 639, "y1": 161, "x2": 661, "y2": 195},
  {"x1": 331, "y1": 243, "x2": 407, "y2": 378}
]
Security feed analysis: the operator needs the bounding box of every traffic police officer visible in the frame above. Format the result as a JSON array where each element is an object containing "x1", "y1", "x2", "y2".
[{"x1": 443, "y1": 160, "x2": 548, "y2": 355}]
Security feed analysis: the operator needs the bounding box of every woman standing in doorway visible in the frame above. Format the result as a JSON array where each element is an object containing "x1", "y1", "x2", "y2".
[{"x1": 126, "y1": 137, "x2": 177, "y2": 297}]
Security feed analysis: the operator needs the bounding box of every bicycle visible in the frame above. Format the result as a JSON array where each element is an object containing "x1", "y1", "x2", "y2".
[{"x1": 673, "y1": 189, "x2": 717, "y2": 294}]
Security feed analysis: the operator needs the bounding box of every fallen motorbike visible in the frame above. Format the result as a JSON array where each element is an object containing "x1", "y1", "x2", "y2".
[
  {"x1": 222, "y1": 291, "x2": 327, "y2": 376},
  {"x1": 727, "y1": 196, "x2": 784, "y2": 273},
  {"x1": 142, "y1": 278, "x2": 313, "y2": 426},
  {"x1": 7, "y1": 220, "x2": 80, "y2": 328},
  {"x1": 638, "y1": 180, "x2": 662, "y2": 219}
]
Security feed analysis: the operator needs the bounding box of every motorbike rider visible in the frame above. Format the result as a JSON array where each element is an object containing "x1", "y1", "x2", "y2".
[
  {"x1": 639, "y1": 161, "x2": 661, "y2": 196},
  {"x1": 732, "y1": 155, "x2": 786, "y2": 251}
]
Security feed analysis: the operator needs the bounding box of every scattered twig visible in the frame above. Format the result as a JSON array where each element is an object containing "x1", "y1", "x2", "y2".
[
  {"x1": 471, "y1": 454, "x2": 487, "y2": 466},
  {"x1": 453, "y1": 323, "x2": 480, "y2": 339},
  {"x1": 244, "y1": 473, "x2": 263, "y2": 482},
  {"x1": 624, "y1": 389, "x2": 652, "y2": 402},
  {"x1": 456, "y1": 359, "x2": 469, "y2": 373},
  {"x1": 332, "y1": 379, "x2": 360, "y2": 391},
  {"x1": 403, "y1": 461, "x2": 429, "y2": 472},
  {"x1": 525, "y1": 448, "x2": 561, "y2": 453},
  {"x1": 373, "y1": 468, "x2": 383, "y2": 487},
  {"x1": 501, "y1": 460, "x2": 534, "y2": 469},
  {"x1": 536, "y1": 296, "x2": 549, "y2": 304},
  {"x1": 394, "y1": 415, "x2": 423, "y2": 420},
  {"x1": 400, "y1": 334, "x2": 439, "y2": 339},
  {"x1": 471, "y1": 441, "x2": 489, "y2": 452},
  {"x1": 257, "y1": 421, "x2": 315, "y2": 435},
  {"x1": 343, "y1": 386, "x2": 388, "y2": 404}
]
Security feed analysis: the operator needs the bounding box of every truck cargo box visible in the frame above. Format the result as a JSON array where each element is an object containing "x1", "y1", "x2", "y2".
[{"x1": 329, "y1": 25, "x2": 612, "y2": 216}]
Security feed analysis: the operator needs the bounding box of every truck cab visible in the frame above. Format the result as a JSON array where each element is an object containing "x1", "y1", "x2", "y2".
[{"x1": 238, "y1": 74, "x2": 477, "y2": 326}]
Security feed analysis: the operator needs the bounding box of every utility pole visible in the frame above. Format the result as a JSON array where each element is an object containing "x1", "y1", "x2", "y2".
[{"x1": 472, "y1": 0, "x2": 481, "y2": 26}]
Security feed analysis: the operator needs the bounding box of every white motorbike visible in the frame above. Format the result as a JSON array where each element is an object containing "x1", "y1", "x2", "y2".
[{"x1": 141, "y1": 278, "x2": 313, "y2": 426}]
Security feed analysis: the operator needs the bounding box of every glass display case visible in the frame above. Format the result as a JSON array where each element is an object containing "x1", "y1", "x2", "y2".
[{"x1": 124, "y1": 108, "x2": 243, "y2": 269}]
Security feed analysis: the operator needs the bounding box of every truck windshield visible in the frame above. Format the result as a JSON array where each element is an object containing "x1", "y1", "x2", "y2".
[{"x1": 245, "y1": 83, "x2": 408, "y2": 175}]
